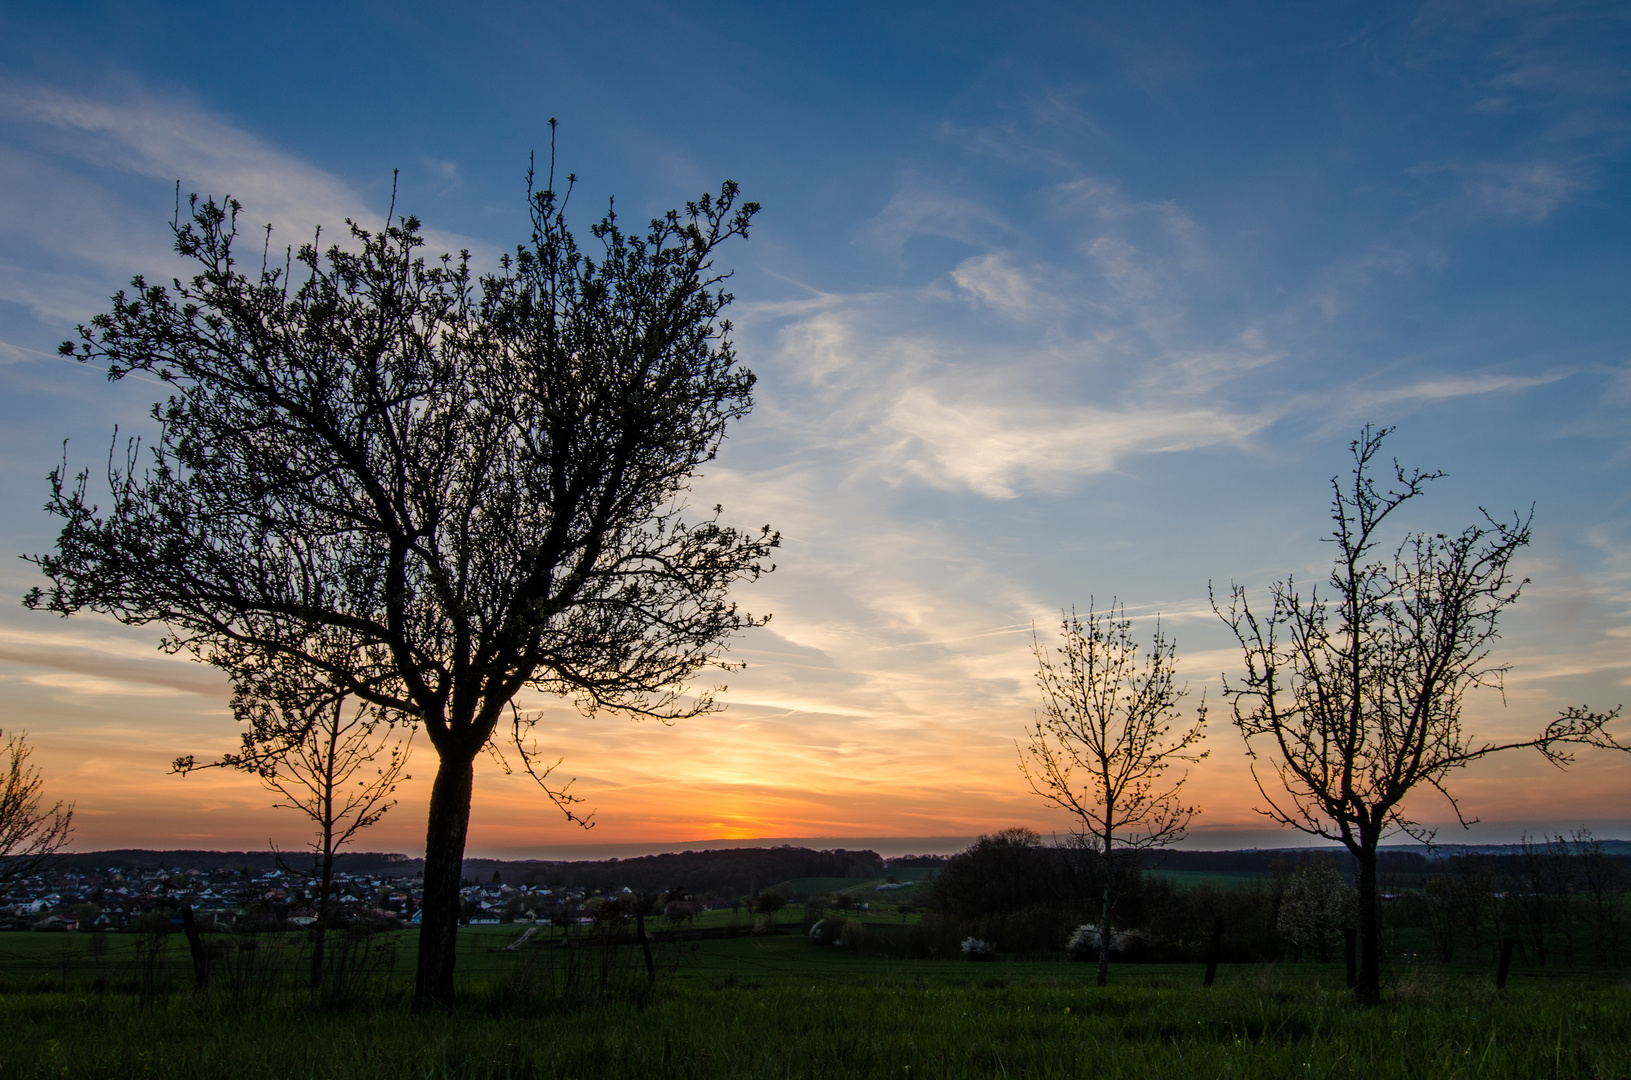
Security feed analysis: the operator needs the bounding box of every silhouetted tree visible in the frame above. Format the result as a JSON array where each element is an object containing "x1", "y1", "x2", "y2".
[
  {"x1": 933, "y1": 829, "x2": 1052, "y2": 923},
  {"x1": 27, "y1": 137, "x2": 776, "y2": 1008},
  {"x1": 1572, "y1": 829, "x2": 1624, "y2": 968},
  {"x1": 1423, "y1": 871, "x2": 1466, "y2": 964},
  {"x1": 1216, "y1": 425, "x2": 1623, "y2": 1004},
  {"x1": 1020, "y1": 603, "x2": 1207, "y2": 986},
  {"x1": 0, "y1": 729, "x2": 73, "y2": 890},
  {"x1": 176, "y1": 653, "x2": 409, "y2": 990}
]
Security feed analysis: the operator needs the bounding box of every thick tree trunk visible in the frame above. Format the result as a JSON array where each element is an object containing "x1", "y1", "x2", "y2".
[
  {"x1": 413, "y1": 749, "x2": 477, "y2": 1011},
  {"x1": 1354, "y1": 846, "x2": 1381, "y2": 1005}
]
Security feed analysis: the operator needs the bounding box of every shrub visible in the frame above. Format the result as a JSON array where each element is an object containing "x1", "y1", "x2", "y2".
[{"x1": 961, "y1": 937, "x2": 995, "y2": 961}]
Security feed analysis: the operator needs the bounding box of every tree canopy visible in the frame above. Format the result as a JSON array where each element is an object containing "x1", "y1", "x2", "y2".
[
  {"x1": 1216, "y1": 424, "x2": 1622, "y2": 1003},
  {"x1": 28, "y1": 150, "x2": 777, "y2": 1007}
]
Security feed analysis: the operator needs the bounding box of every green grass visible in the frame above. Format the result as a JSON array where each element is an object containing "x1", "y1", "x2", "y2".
[
  {"x1": 1, "y1": 924, "x2": 1628, "y2": 1078},
  {"x1": 773, "y1": 866, "x2": 938, "y2": 900}
]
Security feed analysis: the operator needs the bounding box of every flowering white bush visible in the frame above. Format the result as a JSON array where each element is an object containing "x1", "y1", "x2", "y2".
[
  {"x1": 1277, "y1": 856, "x2": 1357, "y2": 962},
  {"x1": 1066, "y1": 925, "x2": 1100, "y2": 960},
  {"x1": 961, "y1": 936, "x2": 995, "y2": 960},
  {"x1": 1066, "y1": 924, "x2": 1143, "y2": 960}
]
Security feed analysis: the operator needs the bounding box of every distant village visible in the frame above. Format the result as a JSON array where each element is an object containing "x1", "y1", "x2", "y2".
[
  {"x1": 0, "y1": 845, "x2": 941, "y2": 933},
  {"x1": 1, "y1": 862, "x2": 617, "y2": 933}
]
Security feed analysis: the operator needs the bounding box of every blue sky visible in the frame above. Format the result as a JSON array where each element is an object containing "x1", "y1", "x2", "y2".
[{"x1": 1, "y1": 1, "x2": 1628, "y2": 854}]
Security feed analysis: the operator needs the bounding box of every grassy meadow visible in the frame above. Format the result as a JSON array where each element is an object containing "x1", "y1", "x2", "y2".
[{"x1": 1, "y1": 909, "x2": 1628, "y2": 1079}]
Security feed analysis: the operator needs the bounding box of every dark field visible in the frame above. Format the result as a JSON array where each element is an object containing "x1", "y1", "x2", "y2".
[{"x1": 1, "y1": 914, "x2": 1628, "y2": 1079}]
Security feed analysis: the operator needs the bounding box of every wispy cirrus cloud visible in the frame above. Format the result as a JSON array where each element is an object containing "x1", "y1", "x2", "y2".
[
  {"x1": 865, "y1": 175, "x2": 1010, "y2": 255},
  {"x1": 948, "y1": 253, "x2": 1058, "y2": 320},
  {"x1": 1362, "y1": 370, "x2": 1572, "y2": 406},
  {"x1": 0, "y1": 82, "x2": 361, "y2": 234},
  {"x1": 0, "y1": 80, "x2": 484, "y2": 324},
  {"x1": 1464, "y1": 160, "x2": 1591, "y2": 221},
  {"x1": 882, "y1": 389, "x2": 1264, "y2": 497},
  {"x1": 749, "y1": 164, "x2": 1279, "y2": 501}
]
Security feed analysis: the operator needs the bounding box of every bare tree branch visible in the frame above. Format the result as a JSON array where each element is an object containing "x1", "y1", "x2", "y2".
[
  {"x1": 1214, "y1": 424, "x2": 1625, "y2": 1004},
  {"x1": 26, "y1": 137, "x2": 775, "y2": 1008},
  {"x1": 0, "y1": 730, "x2": 74, "y2": 892},
  {"x1": 1019, "y1": 600, "x2": 1206, "y2": 986}
]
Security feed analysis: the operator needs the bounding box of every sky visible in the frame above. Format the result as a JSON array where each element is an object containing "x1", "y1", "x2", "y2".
[{"x1": 1, "y1": 1, "x2": 1629, "y2": 858}]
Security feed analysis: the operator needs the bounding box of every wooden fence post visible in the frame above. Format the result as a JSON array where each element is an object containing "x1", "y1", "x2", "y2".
[
  {"x1": 179, "y1": 905, "x2": 208, "y2": 991},
  {"x1": 1496, "y1": 936, "x2": 1516, "y2": 991},
  {"x1": 635, "y1": 901, "x2": 657, "y2": 989}
]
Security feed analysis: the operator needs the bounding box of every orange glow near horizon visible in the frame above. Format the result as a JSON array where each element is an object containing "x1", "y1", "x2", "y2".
[
  {"x1": 5, "y1": 571, "x2": 1631, "y2": 858},
  {"x1": 14, "y1": 655, "x2": 1631, "y2": 859}
]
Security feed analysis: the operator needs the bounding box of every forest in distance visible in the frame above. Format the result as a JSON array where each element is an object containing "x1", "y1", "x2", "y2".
[{"x1": 33, "y1": 839, "x2": 1631, "y2": 895}]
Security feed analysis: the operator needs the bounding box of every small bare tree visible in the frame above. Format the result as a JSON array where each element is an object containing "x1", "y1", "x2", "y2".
[
  {"x1": 1216, "y1": 425, "x2": 1623, "y2": 1004},
  {"x1": 1020, "y1": 602, "x2": 1207, "y2": 986},
  {"x1": 177, "y1": 662, "x2": 409, "y2": 990},
  {"x1": 1573, "y1": 828, "x2": 1623, "y2": 968},
  {"x1": 0, "y1": 729, "x2": 74, "y2": 891}
]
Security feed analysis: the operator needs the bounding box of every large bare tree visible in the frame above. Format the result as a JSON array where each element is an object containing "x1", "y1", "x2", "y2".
[
  {"x1": 0, "y1": 729, "x2": 74, "y2": 891},
  {"x1": 1020, "y1": 602, "x2": 1207, "y2": 986},
  {"x1": 26, "y1": 144, "x2": 777, "y2": 1008},
  {"x1": 1215, "y1": 425, "x2": 1622, "y2": 1004}
]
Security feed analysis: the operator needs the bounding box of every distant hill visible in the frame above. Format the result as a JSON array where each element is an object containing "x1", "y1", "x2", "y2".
[
  {"x1": 47, "y1": 839, "x2": 1629, "y2": 898},
  {"x1": 505, "y1": 846, "x2": 888, "y2": 898},
  {"x1": 46, "y1": 845, "x2": 890, "y2": 898}
]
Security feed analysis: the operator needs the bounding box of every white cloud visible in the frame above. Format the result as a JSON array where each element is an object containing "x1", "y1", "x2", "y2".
[
  {"x1": 949, "y1": 253, "x2": 1055, "y2": 318},
  {"x1": 1465, "y1": 161, "x2": 1589, "y2": 222},
  {"x1": 0, "y1": 80, "x2": 485, "y2": 324},
  {"x1": 884, "y1": 386, "x2": 1264, "y2": 498},
  {"x1": 865, "y1": 176, "x2": 1010, "y2": 254},
  {"x1": 1366, "y1": 371, "x2": 1569, "y2": 403},
  {"x1": 0, "y1": 82, "x2": 361, "y2": 237},
  {"x1": 1052, "y1": 176, "x2": 1204, "y2": 269}
]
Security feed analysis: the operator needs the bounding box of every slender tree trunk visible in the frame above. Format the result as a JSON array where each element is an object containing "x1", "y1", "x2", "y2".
[
  {"x1": 413, "y1": 748, "x2": 476, "y2": 1011},
  {"x1": 1354, "y1": 845, "x2": 1381, "y2": 1005},
  {"x1": 311, "y1": 844, "x2": 333, "y2": 991},
  {"x1": 1097, "y1": 842, "x2": 1112, "y2": 988}
]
